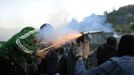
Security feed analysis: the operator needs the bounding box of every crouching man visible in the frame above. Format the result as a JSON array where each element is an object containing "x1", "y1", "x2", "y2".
[{"x1": 0, "y1": 26, "x2": 48, "y2": 75}]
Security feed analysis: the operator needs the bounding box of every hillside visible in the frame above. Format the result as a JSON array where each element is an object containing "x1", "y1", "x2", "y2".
[{"x1": 107, "y1": 5, "x2": 134, "y2": 34}]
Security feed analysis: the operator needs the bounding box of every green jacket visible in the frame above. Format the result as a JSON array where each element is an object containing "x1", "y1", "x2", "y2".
[{"x1": 0, "y1": 27, "x2": 38, "y2": 64}]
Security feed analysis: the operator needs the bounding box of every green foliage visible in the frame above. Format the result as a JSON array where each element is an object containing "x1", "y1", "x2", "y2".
[
  {"x1": 131, "y1": 24, "x2": 134, "y2": 30},
  {"x1": 113, "y1": 24, "x2": 132, "y2": 34},
  {"x1": 106, "y1": 4, "x2": 134, "y2": 34}
]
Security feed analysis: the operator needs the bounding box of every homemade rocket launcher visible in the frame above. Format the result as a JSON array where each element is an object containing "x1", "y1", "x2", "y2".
[{"x1": 41, "y1": 32, "x2": 91, "y2": 51}]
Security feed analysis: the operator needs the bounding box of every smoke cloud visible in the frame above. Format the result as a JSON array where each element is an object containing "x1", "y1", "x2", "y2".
[
  {"x1": 38, "y1": 23, "x2": 81, "y2": 48},
  {"x1": 67, "y1": 14, "x2": 113, "y2": 32},
  {"x1": 38, "y1": 14, "x2": 113, "y2": 48}
]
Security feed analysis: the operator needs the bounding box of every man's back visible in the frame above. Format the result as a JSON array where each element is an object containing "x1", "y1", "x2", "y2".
[
  {"x1": 97, "y1": 44, "x2": 117, "y2": 65},
  {"x1": 110, "y1": 56, "x2": 134, "y2": 75},
  {"x1": 75, "y1": 56, "x2": 134, "y2": 75}
]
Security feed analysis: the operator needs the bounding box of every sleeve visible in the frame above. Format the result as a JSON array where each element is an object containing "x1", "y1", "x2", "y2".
[
  {"x1": 75, "y1": 57, "x2": 118, "y2": 75},
  {"x1": 16, "y1": 30, "x2": 38, "y2": 54}
]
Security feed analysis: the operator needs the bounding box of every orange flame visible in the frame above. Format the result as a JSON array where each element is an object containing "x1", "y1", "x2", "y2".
[{"x1": 52, "y1": 32, "x2": 82, "y2": 48}]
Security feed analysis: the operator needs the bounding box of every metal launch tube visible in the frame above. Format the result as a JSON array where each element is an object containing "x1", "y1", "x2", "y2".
[{"x1": 42, "y1": 44, "x2": 57, "y2": 51}]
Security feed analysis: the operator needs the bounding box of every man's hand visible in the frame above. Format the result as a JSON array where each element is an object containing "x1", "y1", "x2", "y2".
[
  {"x1": 73, "y1": 41, "x2": 90, "y2": 59},
  {"x1": 82, "y1": 42, "x2": 90, "y2": 59},
  {"x1": 74, "y1": 43, "x2": 83, "y2": 57},
  {"x1": 35, "y1": 49, "x2": 49, "y2": 58}
]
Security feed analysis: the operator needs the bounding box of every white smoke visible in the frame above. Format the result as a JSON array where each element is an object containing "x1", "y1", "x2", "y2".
[
  {"x1": 37, "y1": 24, "x2": 56, "y2": 45},
  {"x1": 38, "y1": 23, "x2": 80, "y2": 47},
  {"x1": 38, "y1": 14, "x2": 113, "y2": 47},
  {"x1": 67, "y1": 14, "x2": 113, "y2": 32}
]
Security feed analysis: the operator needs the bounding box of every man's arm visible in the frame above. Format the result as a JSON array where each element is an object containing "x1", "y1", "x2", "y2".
[{"x1": 75, "y1": 56, "x2": 118, "y2": 75}]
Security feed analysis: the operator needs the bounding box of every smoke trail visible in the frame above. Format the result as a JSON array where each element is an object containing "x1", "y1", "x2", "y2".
[
  {"x1": 38, "y1": 14, "x2": 113, "y2": 48},
  {"x1": 38, "y1": 23, "x2": 82, "y2": 48}
]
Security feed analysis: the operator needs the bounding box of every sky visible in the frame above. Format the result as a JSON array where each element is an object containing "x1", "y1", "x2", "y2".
[{"x1": 0, "y1": 0, "x2": 134, "y2": 41}]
